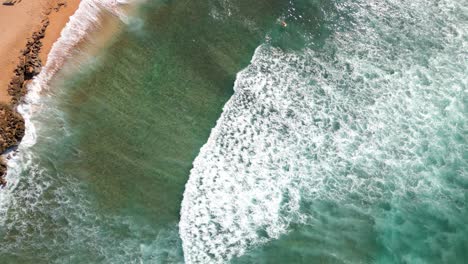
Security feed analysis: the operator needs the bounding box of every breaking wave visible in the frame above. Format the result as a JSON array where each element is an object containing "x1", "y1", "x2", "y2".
[{"x1": 180, "y1": 0, "x2": 467, "y2": 263}]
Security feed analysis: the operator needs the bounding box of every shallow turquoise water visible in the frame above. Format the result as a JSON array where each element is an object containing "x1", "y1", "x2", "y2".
[{"x1": 0, "y1": 0, "x2": 467, "y2": 263}]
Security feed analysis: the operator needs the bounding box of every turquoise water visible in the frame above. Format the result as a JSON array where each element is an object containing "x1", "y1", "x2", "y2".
[{"x1": 0, "y1": 0, "x2": 467, "y2": 263}]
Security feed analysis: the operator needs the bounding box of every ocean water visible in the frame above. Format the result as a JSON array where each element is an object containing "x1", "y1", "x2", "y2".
[{"x1": 0, "y1": 0, "x2": 467, "y2": 263}]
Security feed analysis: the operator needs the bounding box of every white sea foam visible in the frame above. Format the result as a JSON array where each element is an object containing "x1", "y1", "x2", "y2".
[
  {"x1": 180, "y1": 0, "x2": 467, "y2": 262},
  {"x1": 0, "y1": 0, "x2": 132, "y2": 223}
]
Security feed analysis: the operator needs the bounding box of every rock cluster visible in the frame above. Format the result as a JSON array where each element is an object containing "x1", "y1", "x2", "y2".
[
  {"x1": 0, "y1": 19, "x2": 50, "y2": 187},
  {"x1": 0, "y1": 104, "x2": 25, "y2": 187},
  {"x1": 8, "y1": 19, "x2": 49, "y2": 105}
]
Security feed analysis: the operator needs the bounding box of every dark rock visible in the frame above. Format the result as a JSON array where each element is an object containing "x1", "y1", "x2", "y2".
[
  {"x1": 2, "y1": 0, "x2": 15, "y2": 6},
  {"x1": 0, "y1": 104, "x2": 25, "y2": 153},
  {"x1": 0, "y1": 103, "x2": 25, "y2": 187}
]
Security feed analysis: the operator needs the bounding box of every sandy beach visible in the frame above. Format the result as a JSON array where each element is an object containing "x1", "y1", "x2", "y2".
[{"x1": 0, "y1": 0, "x2": 80, "y2": 103}]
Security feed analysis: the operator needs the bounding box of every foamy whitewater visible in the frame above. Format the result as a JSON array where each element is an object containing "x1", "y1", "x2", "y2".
[{"x1": 180, "y1": 0, "x2": 467, "y2": 263}]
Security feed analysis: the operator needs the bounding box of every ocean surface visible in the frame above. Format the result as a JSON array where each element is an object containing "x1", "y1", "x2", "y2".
[{"x1": 0, "y1": 0, "x2": 466, "y2": 263}]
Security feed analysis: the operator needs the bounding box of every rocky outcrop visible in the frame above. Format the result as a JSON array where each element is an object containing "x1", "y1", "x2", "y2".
[
  {"x1": 0, "y1": 104, "x2": 25, "y2": 187},
  {"x1": 0, "y1": 18, "x2": 49, "y2": 188},
  {"x1": 0, "y1": 104, "x2": 25, "y2": 152},
  {"x1": 0, "y1": 161, "x2": 6, "y2": 186},
  {"x1": 8, "y1": 18, "x2": 49, "y2": 105}
]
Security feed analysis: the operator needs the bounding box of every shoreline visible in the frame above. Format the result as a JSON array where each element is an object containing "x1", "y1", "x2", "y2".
[{"x1": 0, "y1": 0, "x2": 80, "y2": 187}]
